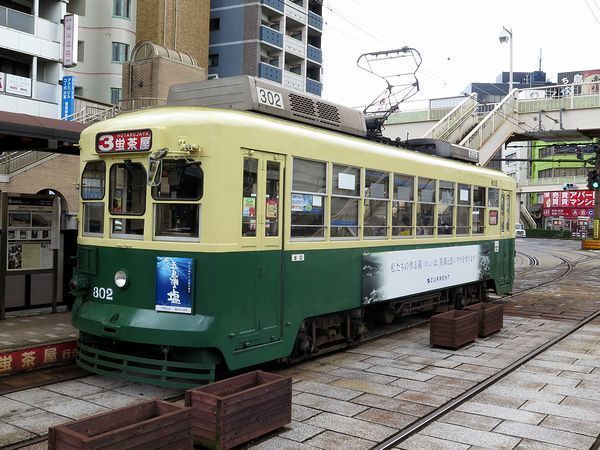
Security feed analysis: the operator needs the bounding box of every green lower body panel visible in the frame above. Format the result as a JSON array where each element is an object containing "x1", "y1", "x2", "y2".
[{"x1": 77, "y1": 339, "x2": 215, "y2": 389}]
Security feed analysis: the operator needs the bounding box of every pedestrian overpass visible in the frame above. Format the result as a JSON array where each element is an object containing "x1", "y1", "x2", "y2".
[{"x1": 384, "y1": 81, "x2": 600, "y2": 167}]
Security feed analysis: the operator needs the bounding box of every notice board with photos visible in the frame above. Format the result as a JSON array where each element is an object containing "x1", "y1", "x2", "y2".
[{"x1": 0, "y1": 193, "x2": 61, "y2": 318}]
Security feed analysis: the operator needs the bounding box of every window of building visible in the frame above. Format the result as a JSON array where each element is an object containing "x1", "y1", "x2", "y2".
[
  {"x1": 208, "y1": 53, "x2": 219, "y2": 68},
  {"x1": 417, "y1": 177, "x2": 435, "y2": 236},
  {"x1": 290, "y1": 30, "x2": 302, "y2": 41},
  {"x1": 113, "y1": 0, "x2": 130, "y2": 18},
  {"x1": 364, "y1": 170, "x2": 389, "y2": 238},
  {"x1": 331, "y1": 164, "x2": 360, "y2": 239},
  {"x1": 77, "y1": 41, "x2": 84, "y2": 62},
  {"x1": 291, "y1": 158, "x2": 326, "y2": 239},
  {"x1": 438, "y1": 181, "x2": 455, "y2": 235},
  {"x1": 209, "y1": 17, "x2": 220, "y2": 31},
  {"x1": 111, "y1": 42, "x2": 129, "y2": 63},
  {"x1": 110, "y1": 88, "x2": 121, "y2": 106},
  {"x1": 392, "y1": 174, "x2": 414, "y2": 237}
]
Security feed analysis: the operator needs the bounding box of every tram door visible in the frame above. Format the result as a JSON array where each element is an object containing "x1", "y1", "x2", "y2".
[
  {"x1": 237, "y1": 150, "x2": 284, "y2": 349},
  {"x1": 498, "y1": 190, "x2": 512, "y2": 287}
]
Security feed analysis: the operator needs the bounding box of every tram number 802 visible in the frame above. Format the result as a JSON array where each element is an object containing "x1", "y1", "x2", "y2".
[{"x1": 92, "y1": 287, "x2": 114, "y2": 300}]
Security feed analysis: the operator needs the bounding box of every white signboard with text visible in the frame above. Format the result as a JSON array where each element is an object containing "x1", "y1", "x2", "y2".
[
  {"x1": 5, "y1": 74, "x2": 31, "y2": 97},
  {"x1": 63, "y1": 14, "x2": 79, "y2": 67},
  {"x1": 361, "y1": 245, "x2": 490, "y2": 304}
]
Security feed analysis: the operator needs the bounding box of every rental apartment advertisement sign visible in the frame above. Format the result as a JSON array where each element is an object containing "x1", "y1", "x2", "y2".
[
  {"x1": 5, "y1": 74, "x2": 31, "y2": 97},
  {"x1": 542, "y1": 190, "x2": 595, "y2": 217},
  {"x1": 361, "y1": 245, "x2": 490, "y2": 304},
  {"x1": 0, "y1": 72, "x2": 4, "y2": 93}
]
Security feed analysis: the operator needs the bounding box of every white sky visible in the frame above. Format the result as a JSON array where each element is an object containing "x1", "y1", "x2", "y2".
[{"x1": 321, "y1": 0, "x2": 600, "y2": 109}]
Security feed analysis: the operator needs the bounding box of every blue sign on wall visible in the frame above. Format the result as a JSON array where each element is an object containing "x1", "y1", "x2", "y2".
[
  {"x1": 155, "y1": 256, "x2": 194, "y2": 314},
  {"x1": 61, "y1": 76, "x2": 75, "y2": 120}
]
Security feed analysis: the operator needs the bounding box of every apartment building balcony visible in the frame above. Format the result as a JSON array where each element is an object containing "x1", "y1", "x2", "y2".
[
  {"x1": 285, "y1": 35, "x2": 305, "y2": 58},
  {"x1": 262, "y1": 0, "x2": 284, "y2": 13},
  {"x1": 259, "y1": 62, "x2": 283, "y2": 83},
  {"x1": 306, "y1": 78, "x2": 322, "y2": 96},
  {"x1": 285, "y1": 0, "x2": 306, "y2": 25},
  {"x1": 260, "y1": 25, "x2": 284, "y2": 49},
  {"x1": 283, "y1": 70, "x2": 304, "y2": 91},
  {"x1": 308, "y1": 11, "x2": 323, "y2": 31},
  {"x1": 0, "y1": 6, "x2": 34, "y2": 34},
  {"x1": 307, "y1": 44, "x2": 322, "y2": 64}
]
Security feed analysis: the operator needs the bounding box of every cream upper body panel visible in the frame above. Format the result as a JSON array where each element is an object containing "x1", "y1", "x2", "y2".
[{"x1": 78, "y1": 107, "x2": 516, "y2": 252}]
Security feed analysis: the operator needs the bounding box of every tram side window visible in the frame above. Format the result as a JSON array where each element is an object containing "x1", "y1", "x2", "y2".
[
  {"x1": 83, "y1": 203, "x2": 104, "y2": 236},
  {"x1": 392, "y1": 174, "x2": 414, "y2": 238},
  {"x1": 488, "y1": 187, "x2": 500, "y2": 231},
  {"x1": 291, "y1": 158, "x2": 326, "y2": 239},
  {"x1": 417, "y1": 177, "x2": 435, "y2": 236},
  {"x1": 438, "y1": 181, "x2": 455, "y2": 236},
  {"x1": 364, "y1": 170, "x2": 389, "y2": 238},
  {"x1": 152, "y1": 159, "x2": 202, "y2": 239},
  {"x1": 81, "y1": 161, "x2": 105, "y2": 200},
  {"x1": 331, "y1": 164, "x2": 360, "y2": 239},
  {"x1": 265, "y1": 161, "x2": 280, "y2": 237},
  {"x1": 82, "y1": 161, "x2": 106, "y2": 237},
  {"x1": 241, "y1": 158, "x2": 258, "y2": 237},
  {"x1": 109, "y1": 162, "x2": 146, "y2": 215},
  {"x1": 473, "y1": 186, "x2": 486, "y2": 234},
  {"x1": 457, "y1": 184, "x2": 471, "y2": 235}
]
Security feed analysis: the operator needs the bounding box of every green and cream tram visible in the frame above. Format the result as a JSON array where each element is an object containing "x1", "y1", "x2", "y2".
[{"x1": 71, "y1": 77, "x2": 516, "y2": 387}]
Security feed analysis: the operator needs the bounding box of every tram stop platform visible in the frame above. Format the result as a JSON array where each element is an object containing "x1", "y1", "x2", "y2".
[{"x1": 0, "y1": 309, "x2": 77, "y2": 377}]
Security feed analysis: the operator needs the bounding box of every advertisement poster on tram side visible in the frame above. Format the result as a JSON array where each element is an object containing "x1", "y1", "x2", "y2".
[
  {"x1": 155, "y1": 256, "x2": 194, "y2": 314},
  {"x1": 361, "y1": 245, "x2": 490, "y2": 304}
]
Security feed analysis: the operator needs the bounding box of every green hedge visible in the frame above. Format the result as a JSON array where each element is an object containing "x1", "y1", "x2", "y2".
[{"x1": 525, "y1": 229, "x2": 574, "y2": 239}]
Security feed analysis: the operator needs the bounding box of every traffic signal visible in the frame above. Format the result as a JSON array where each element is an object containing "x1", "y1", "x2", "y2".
[{"x1": 587, "y1": 170, "x2": 600, "y2": 190}]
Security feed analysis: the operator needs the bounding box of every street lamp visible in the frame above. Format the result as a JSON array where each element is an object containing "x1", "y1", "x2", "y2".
[{"x1": 499, "y1": 26, "x2": 513, "y2": 93}]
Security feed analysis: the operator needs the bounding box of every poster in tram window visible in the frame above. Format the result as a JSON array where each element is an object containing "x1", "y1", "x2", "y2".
[
  {"x1": 361, "y1": 245, "x2": 490, "y2": 305},
  {"x1": 155, "y1": 256, "x2": 194, "y2": 314}
]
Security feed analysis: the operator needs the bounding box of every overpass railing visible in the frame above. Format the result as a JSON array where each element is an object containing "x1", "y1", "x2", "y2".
[
  {"x1": 460, "y1": 88, "x2": 518, "y2": 150},
  {"x1": 0, "y1": 151, "x2": 56, "y2": 175},
  {"x1": 423, "y1": 93, "x2": 478, "y2": 141},
  {"x1": 517, "y1": 81, "x2": 600, "y2": 113}
]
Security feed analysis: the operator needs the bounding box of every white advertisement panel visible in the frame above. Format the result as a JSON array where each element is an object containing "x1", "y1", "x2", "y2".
[
  {"x1": 0, "y1": 72, "x2": 4, "y2": 92},
  {"x1": 63, "y1": 14, "x2": 79, "y2": 67},
  {"x1": 361, "y1": 245, "x2": 490, "y2": 304},
  {"x1": 5, "y1": 74, "x2": 32, "y2": 97}
]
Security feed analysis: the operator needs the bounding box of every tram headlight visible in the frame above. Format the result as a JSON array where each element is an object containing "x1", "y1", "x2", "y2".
[{"x1": 114, "y1": 270, "x2": 128, "y2": 289}]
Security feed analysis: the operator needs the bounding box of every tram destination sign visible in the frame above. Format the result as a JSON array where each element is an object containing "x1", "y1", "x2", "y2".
[
  {"x1": 96, "y1": 129, "x2": 152, "y2": 154},
  {"x1": 361, "y1": 245, "x2": 490, "y2": 304}
]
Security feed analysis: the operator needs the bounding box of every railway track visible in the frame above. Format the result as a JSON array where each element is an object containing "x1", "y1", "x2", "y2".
[{"x1": 373, "y1": 306, "x2": 600, "y2": 449}]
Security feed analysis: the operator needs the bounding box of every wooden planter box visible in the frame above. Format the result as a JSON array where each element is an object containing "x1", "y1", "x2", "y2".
[
  {"x1": 466, "y1": 302, "x2": 504, "y2": 337},
  {"x1": 48, "y1": 399, "x2": 192, "y2": 450},
  {"x1": 430, "y1": 310, "x2": 479, "y2": 349},
  {"x1": 185, "y1": 370, "x2": 292, "y2": 450}
]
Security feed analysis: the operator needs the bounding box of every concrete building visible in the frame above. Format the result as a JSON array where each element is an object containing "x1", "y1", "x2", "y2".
[
  {"x1": 0, "y1": 0, "x2": 66, "y2": 119},
  {"x1": 64, "y1": 0, "x2": 137, "y2": 105},
  {"x1": 209, "y1": 0, "x2": 324, "y2": 96}
]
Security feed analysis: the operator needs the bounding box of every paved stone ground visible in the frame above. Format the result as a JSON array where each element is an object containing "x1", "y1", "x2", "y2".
[
  {"x1": 0, "y1": 311, "x2": 76, "y2": 352},
  {"x1": 4, "y1": 239, "x2": 600, "y2": 449}
]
